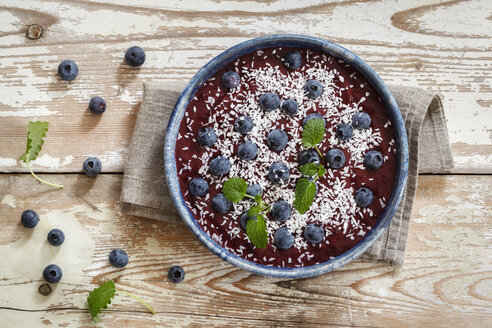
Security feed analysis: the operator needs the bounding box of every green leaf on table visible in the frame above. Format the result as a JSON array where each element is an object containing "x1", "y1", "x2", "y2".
[
  {"x1": 302, "y1": 118, "x2": 325, "y2": 148},
  {"x1": 294, "y1": 177, "x2": 318, "y2": 214},
  {"x1": 247, "y1": 205, "x2": 262, "y2": 217},
  {"x1": 222, "y1": 177, "x2": 247, "y2": 203},
  {"x1": 246, "y1": 214, "x2": 268, "y2": 249},
  {"x1": 87, "y1": 280, "x2": 116, "y2": 323},
  {"x1": 20, "y1": 121, "x2": 49, "y2": 163},
  {"x1": 299, "y1": 163, "x2": 319, "y2": 176}
]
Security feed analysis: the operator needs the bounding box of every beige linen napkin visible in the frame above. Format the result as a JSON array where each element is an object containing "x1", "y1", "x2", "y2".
[{"x1": 121, "y1": 81, "x2": 454, "y2": 265}]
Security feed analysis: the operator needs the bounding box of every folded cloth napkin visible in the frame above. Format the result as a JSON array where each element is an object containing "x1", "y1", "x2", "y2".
[{"x1": 121, "y1": 81, "x2": 454, "y2": 266}]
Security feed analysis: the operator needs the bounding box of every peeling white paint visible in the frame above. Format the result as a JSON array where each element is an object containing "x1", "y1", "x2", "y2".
[
  {"x1": 0, "y1": 158, "x2": 17, "y2": 168},
  {"x1": 1, "y1": 194, "x2": 16, "y2": 208},
  {"x1": 93, "y1": 148, "x2": 127, "y2": 168},
  {"x1": 0, "y1": 106, "x2": 57, "y2": 117},
  {"x1": 20, "y1": 154, "x2": 75, "y2": 169}
]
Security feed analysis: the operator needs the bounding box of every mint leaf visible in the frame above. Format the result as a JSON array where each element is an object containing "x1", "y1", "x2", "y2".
[
  {"x1": 246, "y1": 214, "x2": 268, "y2": 249},
  {"x1": 302, "y1": 118, "x2": 325, "y2": 148},
  {"x1": 299, "y1": 163, "x2": 319, "y2": 176},
  {"x1": 88, "y1": 280, "x2": 116, "y2": 323},
  {"x1": 317, "y1": 164, "x2": 327, "y2": 177},
  {"x1": 248, "y1": 205, "x2": 262, "y2": 217},
  {"x1": 20, "y1": 121, "x2": 49, "y2": 162},
  {"x1": 294, "y1": 178, "x2": 317, "y2": 214},
  {"x1": 254, "y1": 194, "x2": 262, "y2": 204},
  {"x1": 222, "y1": 177, "x2": 247, "y2": 203}
]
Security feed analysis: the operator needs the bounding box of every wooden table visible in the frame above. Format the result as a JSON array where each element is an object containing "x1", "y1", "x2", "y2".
[{"x1": 1, "y1": 1, "x2": 491, "y2": 327}]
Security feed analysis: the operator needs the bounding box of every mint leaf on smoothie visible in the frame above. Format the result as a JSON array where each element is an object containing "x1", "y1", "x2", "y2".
[
  {"x1": 248, "y1": 205, "x2": 262, "y2": 217},
  {"x1": 299, "y1": 163, "x2": 319, "y2": 176},
  {"x1": 302, "y1": 118, "x2": 325, "y2": 148},
  {"x1": 223, "y1": 177, "x2": 247, "y2": 203},
  {"x1": 294, "y1": 177, "x2": 317, "y2": 214},
  {"x1": 246, "y1": 214, "x2": 268, "y2": 249}
]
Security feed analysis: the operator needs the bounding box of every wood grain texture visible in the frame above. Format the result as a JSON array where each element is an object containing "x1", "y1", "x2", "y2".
[
  {"x1": 0, "y1": 174, "x2": 490, "y2": 327},
  {"x1": 0, "y1": 0, "x2": 491, "y2": 173}
]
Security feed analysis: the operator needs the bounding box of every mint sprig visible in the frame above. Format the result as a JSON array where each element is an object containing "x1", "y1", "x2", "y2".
[
  {"x1": 88, "y1": 280, "x2": 155, "y2": 323},
  {"x1": 20, "y1": 121, "x2": 63, "y2": 188},
  {"x1": 294, "y1": 118, "x2": 327, "y2": 214},
  {"x1": 223, "y1": 177, "x2": 270, "y2": 249}
]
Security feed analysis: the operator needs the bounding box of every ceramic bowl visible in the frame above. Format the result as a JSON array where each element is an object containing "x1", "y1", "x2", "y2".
[{"x1": 164, "y1": 34, "x2": 408, "y2": 278}]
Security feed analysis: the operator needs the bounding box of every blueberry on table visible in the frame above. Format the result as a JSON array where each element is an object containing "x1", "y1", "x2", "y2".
[
  {"x1": 281, "y1": 98, "x2": 298, "y2": 116},
  {"x1": 268, "y1": 162, "x2": 290, "y2": 185},
  {"x1": 43, "y1": 264, "x2": 62, "y2": 283},
  {"x1": 352, "y1": 112, "x2": 371, "y2": 130},
  {"x1": 234, "y1": 115, "x2": 254, "y2": 134},
  {"x1": 240, "y1": 212, "x2": 257, "y2": 230},
  {"x1": 168, "y1": 265, "x2": 185, "y2": 283},
  {"x1": 125, "y1": 46, "x2": 146, "y2": 67},
  {"x1": 197, "y1": 127, "x2": 217, "y2": 147},
  {"x1": 259, "y1": 92, "x2": 280, "y2": 112},
  {"x1": 237, "y1": 141, "x2": 258, "y2": 161},
  {"x1": 83, "y1": 157, "x2": 102, "y2": 177},
  {"x1": 302, "y1": 113, "x2": 326, "y2": 127},
  {"x1": 47, "y1": 229, "x2": 65, "y2": 246},
  {"x1": 21, "y1": 209, "x2": 39, "y2": 228},
  {"x1": 271, "y1": 200, "x2": 291, "y2": 223},
  {"x1": 267, "y1": 129, "x2": 289, "y2": 151},
  {"x1": 364, "y1": 150, "x2": 383, "y2": 170},
  {"x1": 283, "y1": 51, "x2": 302, "y2": 69},
  {"x1": 336, "y1": 123, "x2": 353, "y2": 141},
  {"x1": 208, "y1": 156, "x2": 231, "y2": 176},
  {"x1": 89, "y1": 96, "x2": 106, "y2": 114},
  {"x1": 326, "y1": 149, "x2": 346, "y2": 169},
  {"x1": 304, "y1": 223, "x2": 324, "y2": 244},
  {"x1": 58, "y1": 60, "x2": 78, "y2": 81},
  {"x1": 246, "y1": 183, "x2": 263, "y2": 199},
  {"x1": 304, "y1": 80, "x2": 323, "y2": 99},
  {"x1": 109, "y1": 248, "x2": 129, "y2": 268},
  {"x1": 211, "y1": 193, "x2": 232, "y2": 213},
  {"x1": 188, "y1": 178, "x2": 209, "y2": 197},
  {"x1": 274, "y1": 227, "x2": 294, "y2": 250},
  {"x1": 299, "y1": 149, "x2": 320, "y2": 166},
  {"x1": 221, "y1": 71, "x2": 241, "y2": 89},
  {"x1": 354, "y1": 187, "x2": 374, "y2": 207}
]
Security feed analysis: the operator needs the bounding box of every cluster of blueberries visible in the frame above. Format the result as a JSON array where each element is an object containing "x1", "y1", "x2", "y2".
[{"x1": 188, "y1": 50, "x2": 385, "y2": 250}]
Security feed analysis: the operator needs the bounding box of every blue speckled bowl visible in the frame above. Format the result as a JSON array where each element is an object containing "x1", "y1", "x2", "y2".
[{"x1": 164, "y1": 35, "x2": 408, "y2": 279}]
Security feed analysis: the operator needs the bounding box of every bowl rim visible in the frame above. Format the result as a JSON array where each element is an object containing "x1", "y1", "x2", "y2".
[{"x1": 164, "y1": 34, "x2": 409, "y2": 278}]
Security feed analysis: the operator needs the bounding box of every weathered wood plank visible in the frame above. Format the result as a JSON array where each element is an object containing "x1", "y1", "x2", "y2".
[
  {"x1": 0, "y1": 174, "x2": 490, "y2": 327},
  {"x1": 0, "y1": 0, "x2": 490, "y2": 173}
]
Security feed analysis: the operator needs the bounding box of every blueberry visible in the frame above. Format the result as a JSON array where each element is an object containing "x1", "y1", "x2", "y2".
[
  {"x1": 274, "y1": 227, "x2": 294, "y2": 250},
  {"x1": 281, "y1": 98, "x2": 298, "y2": 116},
  {"x1": 354, "y1": 187, "x2": 374, "y2": 207},
  {"x1": 259, "y1": 92, "x2": 280, "y2": 112},
  {"x1": 58, "y1": 60, "x2": 78, "y2": 81},
  {"x1": 237, "y1": 141, "x2": 258, "y2": 161},
  {"x1": 88, "y1": 96, "x2": 106, "y2": 114},
  {"x1": 189, "y1": 178, "x2": 209, "y2": 197},
  {"x1": 268, "y1": 162, "x2": 290, "y2": 185},
  {"x1": 304, "y1": 223, "x2": 324, "y2": 244},
  {"x1": 208, "y1": 156, "x2": 231, "y2": 176},
  {"x1": 336, "y1": 123, "x2": 353, "y2": 141},
  {"x1": 299, "y1": 149, "x2": 320, "y2": 166},
  {"x1": 271, "y1": 200, "x2": 291, "y2": 223},
  {"x1": 21, "y1": 209, "x2": 39, "y2": 228},
  {"x1": 364, "y1": 150, "x2": 384, "y2": 170},
  {"x1": 326, "y1": 149, "x2": 346, "y2": 169},
  {"x1": 246, "y1": 184, "x2": 262, "y2": 199},
  {"x1": 267, "y1": 129, "x2": 289, "y2": 151},
  {"x1": 304, "y1": 80, "x2": 323, "y2": 99},
  {"x1": 43, "y1": 264, "x2": 62, "y2": 283},
  {"x1": 352, "y1": 112, "x2": 371, "y2": 130},
  {"x1": 221, "y1": 71, "x2": 241, "y2": 89},
  {"x1": 83, "y1": 157, "x2": 102, "y2": 176},
  {"x1": 283, "y1": 51, "x2": 302, "y2": 69},
  {"x1": 197, "y1": 127, "x2": 217, "y2": 147},
  {"x1": 168, "y1": 265, "x2": 185, "y2": 283},
  {"x1": 211, "y1": 193, "x2": 232, "y2": 213},
  {"x1": 234, "y1": 115, "x2": 254, "y2": 134},
  {"x1": 302, "y1": 113, "x2": 326, "y2": 127},
  {"x1": 240, "y1": 212, "x2": 257, "y2": 230},
  {"x1": 109, "y1": 248, "x2": 129, "y2": 268},
  {"x1": 125, "y1": 46, "x2": 146, "y2": 67},
  {"x1": 47, "y1": 229, "x2": 65, "y2": 246}
]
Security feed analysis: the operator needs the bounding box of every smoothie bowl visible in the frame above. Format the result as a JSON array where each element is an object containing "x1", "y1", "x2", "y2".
[{"x1": 164, "y1": 35, "x2": 408, "y2": 278}]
